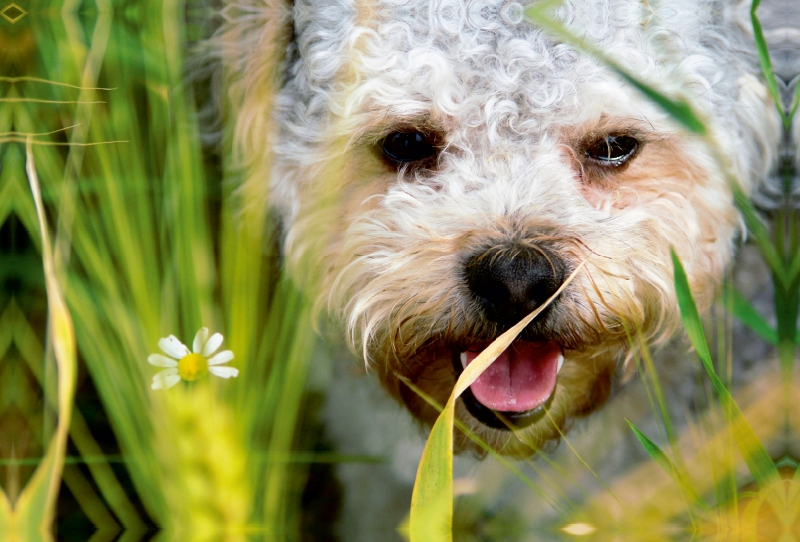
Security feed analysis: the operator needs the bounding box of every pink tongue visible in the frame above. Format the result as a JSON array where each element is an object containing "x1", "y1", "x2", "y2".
[{"x1": 466, "y1": 340, "x2": 561, "y2": 412}]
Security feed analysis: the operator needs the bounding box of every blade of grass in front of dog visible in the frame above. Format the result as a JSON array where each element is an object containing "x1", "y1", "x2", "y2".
[
  {"x1": 630, "y1": 335, "x2": 724, "y2": 518},
  {"x1": 722, "y1": 284, "x2": 778, "y2": 345},
  {"x1": 773, "y1": 275, "x2": 800, "y2": 374},
  {"x1": 750, "y1": 0, "x2": 788, "y2": 125},
  {"x1": 626, "y1": 420, "x2": 708, "y2": 511},
  {"x1": 628, "y1": 330, "x2": 675, "y2": 445},
  {"x1": 632, "y1": 332, "x2": 698, "y2": 486},
  {"x1": 409, "y1": 260, "x2": 586, "y2": 542},
  {"x1": 730, "y1": 183, "x2": 785, "y2": 283},
  {"x1": 771, "y1": 210, "x2": 800, "y2": 366},
  {"x1": 791, "y1": 82, "x2": 800, "y2": 121},
  {"x1": 13, "y1": 140, "x2": 78, "y2": 536},
  {"x1": 525, "y1": 0, "x2": 706, "y2": 135},
  {"x1": 399, "y1": 376, "x2": 575, "y2": 515},
  {"x1": 0, "y1": 493, "x2": 10, "y2": 534},
  {"x1": 409, "y1": 317, "x2": 544, "y2": 542},
  {"x1": 527, "y1": 0, "x2": 787, "y2": 282},
  {"x1": 672, "y1": 250, "x2": 778, "y2": 489}
]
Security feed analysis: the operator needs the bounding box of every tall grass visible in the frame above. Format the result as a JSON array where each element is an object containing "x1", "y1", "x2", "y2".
[{"x1": 2, "y1": 0, "x2": 317, "y2": 539}]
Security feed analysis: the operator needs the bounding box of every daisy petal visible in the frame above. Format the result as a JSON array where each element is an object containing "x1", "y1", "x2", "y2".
[
  {"x1": 148, "y1": 354, "x2": 178, "y2": 367},
  {"x1": 208, "y1": 350, "x2": 234, "y2": 366},
  {"x1": 209, "y1": 366, "x2": 239, "y2": 379},
  {"x1": 158, "y1": 375, "x2": 182, "y2": 389},
  {"x1": 159, "y1": 335, "x2": 190, "y2": 359},
  {"x1": 202, "y1": 333, "x2": 224, "y2": 357},
  {"x1": 151, "y1": 368, "x2": 180, "y2": 390},
  {"x1": 193, "y1": 328, "x2": 209, "y2": 354}
]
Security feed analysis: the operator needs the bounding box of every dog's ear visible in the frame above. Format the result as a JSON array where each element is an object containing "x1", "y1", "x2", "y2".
[{"x1": 205, "y1": 0, "x2": 296, "y2": 169}]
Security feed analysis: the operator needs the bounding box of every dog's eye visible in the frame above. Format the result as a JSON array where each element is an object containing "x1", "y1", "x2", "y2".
[
  {"x1": 584, "y1": 135, "x2": 639, "y2": 166},
  {"x1": 379, "y1": 131, "x2": 437, "y2": 164}
]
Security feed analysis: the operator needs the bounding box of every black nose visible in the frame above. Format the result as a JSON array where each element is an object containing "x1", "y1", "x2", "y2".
[{"x1": 465, "y1": 243, "x2": 565, "y2": 326}]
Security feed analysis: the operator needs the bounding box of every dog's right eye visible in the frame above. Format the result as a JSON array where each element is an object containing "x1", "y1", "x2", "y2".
[{"x1": 379, "y1": 131, "x2": 438, "y2": 165}]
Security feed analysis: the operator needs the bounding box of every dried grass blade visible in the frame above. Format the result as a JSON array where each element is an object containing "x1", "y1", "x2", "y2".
[
  {"x1": 12, "y1": 139, "x2": 78, "y2": 536},
  {"x1": 0, "y1": 493, "x2": 11, "y2": 535},
  {"x1": 409, "y1": 259, "x2": 586, "y2": 542}
]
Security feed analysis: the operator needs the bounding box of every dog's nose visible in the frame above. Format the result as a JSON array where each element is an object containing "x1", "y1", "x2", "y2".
[{"x1": 465, "y1": 244, "x2": 565, "y2": 326}]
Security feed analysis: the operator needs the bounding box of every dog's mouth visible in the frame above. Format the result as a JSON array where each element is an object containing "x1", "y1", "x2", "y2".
[{"x1": 452, "y1": 339, "x2": 563, "y2": 430}]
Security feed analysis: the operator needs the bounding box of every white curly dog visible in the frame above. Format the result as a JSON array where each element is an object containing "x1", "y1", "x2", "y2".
[{"x1": 214, "y1": 0, "x2": 780, "y2": 457}]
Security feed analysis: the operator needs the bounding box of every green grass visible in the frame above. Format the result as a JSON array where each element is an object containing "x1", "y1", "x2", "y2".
[{"x1": 2, "y1": 0, "x2": 318, "y2": 538}]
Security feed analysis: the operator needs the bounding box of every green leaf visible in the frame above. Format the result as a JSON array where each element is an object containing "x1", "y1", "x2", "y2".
[
  {"x1": 672, "y1": 250, "x2": 779, "y2": 489},
  {"x1": 525, "y1": 0, "x2": 706, "y2": 135},
  {"x1": 671, "y1": 250, "x2": 713, "y2": 368},
  {"x1": 791, "y1": 82, "x2": 800, "y2": 122},
  {"x1": 722, "y1": 285, "x2": 778, "y2": 345},
  {"x1": 750, "y1": 0, "x2": 788, "y2": 126},
  {"x1": 627, "y1": 420, "x2": 677, "y2": 481},
  {"x1": 626, "y1": 420, "x2": 707, "y2": 509},
  {"x1": 731, "y1": 186, "x2": 785, "y2": 285},
  {"x1": 608, "y1": 69, "x2": 706, "y2": 135}
]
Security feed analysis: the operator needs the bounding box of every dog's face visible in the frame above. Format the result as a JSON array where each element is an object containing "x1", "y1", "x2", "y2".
[{"x1": 262, "y1": 0, "x2": 779, "y2": 455}]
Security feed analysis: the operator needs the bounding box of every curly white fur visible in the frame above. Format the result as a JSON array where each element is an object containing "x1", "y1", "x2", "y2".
[{"x1": 213, "y1": 0, "x2": 781, "y2": 455}]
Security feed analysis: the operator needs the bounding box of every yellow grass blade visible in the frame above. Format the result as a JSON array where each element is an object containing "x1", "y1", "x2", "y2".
[
  {"x1": 409, "y1": 259, "x2": 586, "y2": 542},
  {"x1": 0, "y1": 493, "x2": 11, "y2": 536},
  {"x1": 10, "y1": 140, "x2": 78, "y2": 538}
]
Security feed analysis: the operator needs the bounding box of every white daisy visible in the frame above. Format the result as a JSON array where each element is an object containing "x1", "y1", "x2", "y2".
[{"x1": 147, "y1": 328, "x2": 238, "y2": 390}]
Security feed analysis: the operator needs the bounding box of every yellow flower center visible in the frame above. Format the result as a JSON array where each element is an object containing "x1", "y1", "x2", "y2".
[{"x1": 178, "y1": 353, "x2": 208, "y2": 381}]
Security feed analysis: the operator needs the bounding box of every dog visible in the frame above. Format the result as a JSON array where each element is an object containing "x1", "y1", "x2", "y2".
[{"x1": 212, "y1": 0, "x2": 780, "y2": 458}]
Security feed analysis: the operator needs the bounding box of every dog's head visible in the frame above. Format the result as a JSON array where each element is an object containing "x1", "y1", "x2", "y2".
[{"x1": 223, "y1": 0, "x2": 779, "y2": 455}]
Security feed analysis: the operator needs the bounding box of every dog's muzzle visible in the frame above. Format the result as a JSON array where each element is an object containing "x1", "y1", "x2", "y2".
[
  {"x1": 456, "y1": 243, "x2": 567, "y2": 430},
  {"x1": 464, "y1": 242, "x2": 565, "y2": 326}
]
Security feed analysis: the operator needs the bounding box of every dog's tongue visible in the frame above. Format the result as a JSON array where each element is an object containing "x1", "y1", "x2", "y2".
[{"x1": 465, "y1": 340, "x2": 561, "y2": 412}]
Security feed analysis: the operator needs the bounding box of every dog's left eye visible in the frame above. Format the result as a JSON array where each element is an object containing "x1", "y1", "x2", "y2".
[
  {"x1": 379, "y1": 131, "x2": 438, "y2": 164},
  {"x1": 584, "y1": 135, "x2": 639, "y2": 166}
]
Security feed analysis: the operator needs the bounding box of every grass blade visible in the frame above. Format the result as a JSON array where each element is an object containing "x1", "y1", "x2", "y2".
[
  {"x1": 626, "y1": 420, "x2": 708, "y2": 510},
  {"x1": 750, "y1": 0, "x2": 787, "y2": 125},
  {"x1": 13, "y1": 140, "x2": 78, "y2": 537},
  {"x1": 409, "y1": 260, "x2": 586, "y2": 542},
  {"x1": 672, "y1": 249, "x2": 778, "y2": 489},
  {"x1": 12, "y1": 300, "x2": 144, "y2": 529},
  {"x1": 722, "y1": 285, "x2": 778, "y2": 345},
  {"x1": 525, "y1": 0, "x2": 706, "y2": 135},
  {"x1": 525, "y1": 0, "x2": 788, "y2": 286},
  {"x1": 400, "y1": 376, "x2": 574, "y2": 515},
  {"x1": 0, "y1": 493, "x2": 10, "y2": 536}
]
